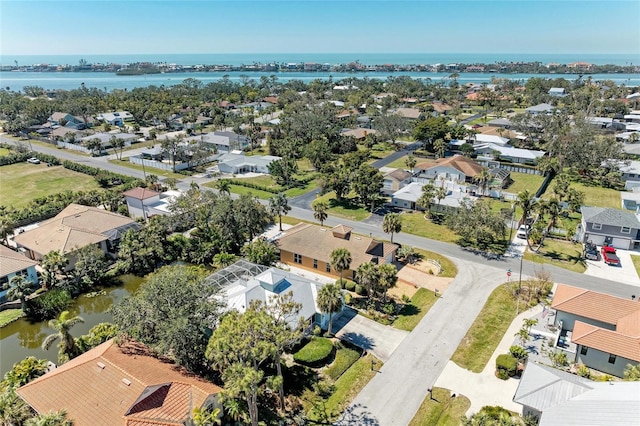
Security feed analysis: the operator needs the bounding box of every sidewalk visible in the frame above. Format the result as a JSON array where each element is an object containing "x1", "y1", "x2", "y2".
[{"x1": 434, "y1": 304, "x2": 544, "y2": 415}]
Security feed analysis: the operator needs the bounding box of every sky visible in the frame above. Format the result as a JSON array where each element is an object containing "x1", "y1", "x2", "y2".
[{"x1": 1, "y1": 0, "x2": 639, "y2": 55}]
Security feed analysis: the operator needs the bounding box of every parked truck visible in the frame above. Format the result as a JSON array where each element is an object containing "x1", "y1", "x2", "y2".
[{"x1": 601, "y1": 245, "x2": 620, "y2": 266}]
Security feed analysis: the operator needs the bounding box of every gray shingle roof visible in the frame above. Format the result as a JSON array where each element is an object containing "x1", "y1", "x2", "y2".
[{"x1": 581, "y1": 206, "x2": 640, "y2": 229}]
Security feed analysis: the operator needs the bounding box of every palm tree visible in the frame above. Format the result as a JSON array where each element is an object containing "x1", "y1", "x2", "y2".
[
  {"x1": 330, "y1": 248, "x2": 352, "y2": 283},
  {"x1": 404, "y1": 154, "x2": 417, "y2": 173},
  {"x1": 541, "y1": 197, "x2": 562, "y2": 239},
  {"x1": 313, "y1": 201, "x2": 329, "y2": 227},
  {"x1": 317, "y1": 283, "x2": 343, "y2": 335},
  {"x1": 417, "y1": 183, "x2": 436, "y2": 215},
  {"x1": 377, "y1": 263, "x2": 398, "y2": 303},
  {"x1": 42, "y1": 250, "x2": 67, "y2": 290},
  {"x1": 7, "y1": 276, "x2": 34, "y2": 311},
  {"x1": 269, "y1": 193, "x2": 291, "y2": 232},
  {"x1": 215, "y1": 179, "x2": 231, "y2": 196},
  {"x1": 515, "y1": 190, "x2": 537, "y2": 227},
  {"x1": 0, "y1": 216, "x2": 16, "y2": 244},
  {"x1": 435, "y1": 187, "x2": 447, "y2": 208},
  {"x1": 473, "y1": 169, "x2": 491, "y2": 197},
  {"x1": 41, "y1": 311, "x2": 84, "y2": 364},
  {"x1": 25, "y1": 410, "x2": 73, "y2": 426},
  {"x1": 433, "y1": 138, "x2": 447, "y2": 159},
  {"x1": 382, "y1": 213, "x2": 402, "y2": 243},
  {"x1": 355, "y1": 262, "x2": 379, "y2": 300}
]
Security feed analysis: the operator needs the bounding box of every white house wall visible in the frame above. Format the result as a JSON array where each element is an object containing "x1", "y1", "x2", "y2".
[{"x1": 575, "y1": 345, "x2": 631, "y2": 378}]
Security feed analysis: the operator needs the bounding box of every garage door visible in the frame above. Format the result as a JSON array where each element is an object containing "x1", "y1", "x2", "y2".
[
  {"x1": 585, "y1": 234, "x2": 605, "y2": 245},
  {"x1": 612, "y1": 237, "x2": 631, "y2": 249}
]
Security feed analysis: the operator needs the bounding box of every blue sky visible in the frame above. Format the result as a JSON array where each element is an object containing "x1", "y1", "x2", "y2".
[{"x1": 1, "y1": 1, "x2": 638, "y2": 55}]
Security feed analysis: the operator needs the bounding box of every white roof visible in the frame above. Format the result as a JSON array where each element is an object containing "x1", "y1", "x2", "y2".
[
  {"x1": 618, "y1": 160, "x2": 640, "y2": 174},
  {"x1": 391, "y1": 182, "x2": 424, "y2": 203},
  {"x1": 473, "y1": 134, "x2": 510, "y2": 146},
  {"x1": 475, "y1": 143, "x2": 545, "y2": 160},
  {"x1": 97, "y1": 111, "x2": 132, "y2": 121},
  {"x1": 626, "y1": 92, "x2": 640, "y2": 99}
]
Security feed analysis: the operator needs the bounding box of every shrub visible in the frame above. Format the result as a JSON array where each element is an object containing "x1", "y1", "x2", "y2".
[
  {"x1": 496, "y1": 354, "x2": 518, "y2": 377},
  {"x1": 324, "y1": 346, "x2": 361, "y2": 381},
  {"x1": 509, "y1": 345, "x2": 528, "y2": 361},
  {"x1": 24, "y1": 289, "x2": 71, "y2": 321},
  {"x1": 293, "y1": 337, "x2": 334, "y2": 366},
  {"x1": 355, "y1": 284, "x2": 367, "y2": 296},
  {"x1": 345, "y1": 281, "x2": 356, "y2": 292},
  {"x1": 577, "y1": 364, "x2": 591, "y2": 378},
  {"x1": 335, "y1": 278, "x2": 346, "y2": 289},
  {"x1": 344, "y1": 293, "x2": 352, "y2": 305},
  {"x1": 496, "y1": 369, "x2": 510, "y2": 380},
  {"x1": 313, "y1": 325, "x2": 322, "y2": 336},
  {"x1": 401, "y1": 294, "x2": 411, "y2": 304}
]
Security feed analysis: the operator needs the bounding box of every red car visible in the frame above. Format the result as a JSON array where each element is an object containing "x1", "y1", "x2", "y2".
[{"x1": 601, "y1": 245, "x2": 620, "y2": 266}]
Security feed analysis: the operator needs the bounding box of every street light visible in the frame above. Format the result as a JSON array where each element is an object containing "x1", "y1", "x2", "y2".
[{"x1": 516, "y1": 249, "x2": 524, "y2": 315}]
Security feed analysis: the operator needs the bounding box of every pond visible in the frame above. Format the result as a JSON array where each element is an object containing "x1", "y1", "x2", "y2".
[{"x1": 0, "y1": 275, "x2": 144, "y2": 376}]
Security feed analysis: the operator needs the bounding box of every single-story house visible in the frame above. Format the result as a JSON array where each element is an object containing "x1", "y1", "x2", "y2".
[
  {"x1": 525, "y1": 103, "x2": 555, "y2": 114},
  {"x1": 393, "y1": 107, "x2": 421, "y2": 120},
  {"x1": 79, "y1": 132, "x2": 138, "y2": 148},
  {"x1": 617, "y1": 160, "x2": 640, "y2": 182},
  {"x1": 513, "y1": 362, "x2": 639, "y2": 425},
  {"x1": 621, "y1": 191, "x2": 640, "y2": 213},
  {"x1": 551, "y1": 284, "x2": 640, "y2": 378},
  {"x1": 390, "y1": 182, "x2": 473, "y2": 212},
  {"x1": 96, "y1": 111, "x2": 134, "y2": 126},
  {"x1": 469, "y1": 134, "x2": 511, "y2": 146},
  {"x1": 578, "y1": 206, "x2": 640, "y2": 249},
  {"x1": 548, "y1": 87, "x2": 567, "y2": 97},
  {"x1": 341, "y1": 128, "x2": 379, "y2": 140},
  {"x1": 383, "y1": 168, "x2": 412, "y2": 194},
  {"x1": 474, "y1": 143, "x2": 545, "y2": 165},
  {"x1": 185, "y1": 131, "x2": 249, "y2": 153},
  {"x1": 17, "y1": 339, "x2": 222, "y2": 426},
  {"x1": 50, "y1": 126, "x2": 85, "y2": 141},
  {"x1": 275, "y1": 223, "x2": 398, "y2": 281},
  {"x1": 586, "y1": 116, "x2": 614, "y2": 129},
  {"x1": 48, "y1": 112, "x2": 91, "y2": 130},
  {"x1": 414, "y1": 155, "x2": 484, "y2": 184},
  {"x1": 0, "y1": 245, "x2": 39, "y2": 303},
  {"x1": 215, "y1": 152, "x2": 281, "y2": 174},
  {"x1": 204, "y1": 260, "x2": 342, "y2": 330},
  {"x1": 616, "y1": 131, "x2": 640, "y2": 143},
  {"x1": 486, "y1": 117, "x2": 512, "y2": 128},
  {"x1": 13, "y1": 204, "x2": 140, "y2": 267},
  {"x1": 123, "y1": 188, "x2": 181, "y2": 219}
]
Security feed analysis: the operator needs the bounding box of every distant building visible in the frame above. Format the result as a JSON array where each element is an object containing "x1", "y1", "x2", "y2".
[
  {"x1": 215, "y1": 152, "x2": 281, "y2": 174},
  {"x1": 96, "y1": 111, "x2": 134, "y2": 126}
]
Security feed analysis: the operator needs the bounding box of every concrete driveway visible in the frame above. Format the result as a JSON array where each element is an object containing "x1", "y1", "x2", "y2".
[
  {"x1": 333, "y1": 308, "x2": 408, "y2": 362},
  {"x1": 584, "y1": 247, "x2": 640, "y2": 287}
]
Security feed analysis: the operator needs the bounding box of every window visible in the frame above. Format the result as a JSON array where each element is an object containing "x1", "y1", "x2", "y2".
[
  {"x1": 293, "y1": 253, "x2": 302, "y2": 264},
  {"x1": 326, "y1": 263, "x2": 331, "y2": 273},
  {"x1": 608, "y1": 354, "x2": 617, "y2": 364},
  {"x1": 621, "y1": 226, "x2": 631, "y2": 234},
  {"x1": 580, "y1": 346, "x2": 588, "y2": 355},
  {"x1": 592, "y1": 223, "x2": 602, "y2": 230},
  {"x1": 313, "y1": 259, "x2": 318, "y2": 269}
]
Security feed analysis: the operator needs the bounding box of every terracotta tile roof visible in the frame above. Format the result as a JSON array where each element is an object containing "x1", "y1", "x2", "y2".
[
  {"x1": 384, "y1": 168, "x2": 412, "y2": 182},
  {"x1": 0, "y1": 244, "x2": 38, "y2": 277},
  {"x1": 123, "y1": 187, "x2": 161, "y2": 200},
  {"x1": 17, "y1": 340, "x2": 221, "y2": 426},
  {"x1": 13, "y1": 204, "x2": 138, "y2": 257},
  {"x1": 416, "y1": 155, "x2": 483, "y2": 178},
  {"x1": 551, "y1": 284, "x2": 640, "y2": 326},
  {"x1": 573, "y1": 321, "x2": 640, "y2": 362},
  {"x1": 275, "y1": 223, "x2": 398, "y2": 270}
]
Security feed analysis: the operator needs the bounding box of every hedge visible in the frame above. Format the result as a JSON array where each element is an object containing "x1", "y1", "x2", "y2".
[
  {"x1": 496, "y1": 353, "x2": 518, "y2": 378},
  {"x1": 293, "y1": 337, "x2": 334, "y2": 366},
  {"x1": 0, "y1": 151, "x2": 61, "y2": 167}
]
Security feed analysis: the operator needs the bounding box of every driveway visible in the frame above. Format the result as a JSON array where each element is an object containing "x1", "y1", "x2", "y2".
[
  {"x1": 584, "y1": 247, "x2": 640, "y2": 287},
  {"x1": 333, "y1": 307, "x2": 408, "y2": 362}
]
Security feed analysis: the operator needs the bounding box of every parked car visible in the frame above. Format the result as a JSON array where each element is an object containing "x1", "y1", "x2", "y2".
[
  {"x1": 516, "y1": 225, "x2": 530, "y2": 239},
  {"x1": 601, "y1": 245, "x2": 620, "y2": 266},
  {"x1": 26, "y1": 157, "x2": 40, "y2": 164},
  {"x1": 583, "y1": 242, "x2": 598, "y2": 260}
]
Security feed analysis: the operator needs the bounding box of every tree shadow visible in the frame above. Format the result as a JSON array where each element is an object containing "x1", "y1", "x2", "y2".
[
  {"x1": 398, "y1": 304, "x2": 420, "y2": 317},
  {"x1": 283, "y1": 364, "x2": 318, "y2": 397},
  {"x1": 334, "y1": 403, "x2": 380, "y2": 426},
  {"x1": 338, "y1": 332, "x2": 375, "y2": 353}
]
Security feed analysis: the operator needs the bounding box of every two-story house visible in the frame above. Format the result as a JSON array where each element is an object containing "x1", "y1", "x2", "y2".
[
  {"x1": 579, "y1": 206, "x2": 640, "y2": 249},
  {"x1": 414, "y1": 155, "x2": 483, "y2": 184}
]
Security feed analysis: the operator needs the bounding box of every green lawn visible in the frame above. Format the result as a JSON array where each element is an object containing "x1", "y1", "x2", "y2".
[
  {"x1": 314, "y1": 192, "x2": 371, "y2": 221},
  {"x1": 631, "y1": 255, "x2": 640, "y2": 279},
  {"x1": 0, "y1": 309, "x2": 24, "y2": 328},
  {"x1": 571, "y1": 182, "x2": 622, "y2": 209},
  {"x1": 451, "y1": 283, "x2": 518, "y2": 373},
  {"x1": 0, "y1": 163, "x2": 101, "y2": 208},
  {"x1": 400, "y1": 212, "x2": 459, "y2": 244},
  {"x1": 524, "y1": 238, "x2": 586, "y2": 273},
  {"x1": 385, "y1": 155, "x2": 410, "y2": 169},
  {"x1": 414, "y1": 248, "x2": 458, "y2": 278},
  {"x1": 224, "y1": 183, "x2": 274, "y2": 200},
  {"x1": 305, "y1": 354, "x2": 380, "y2": 422},
  {"x1": 108, "y1": 158, "x2": 186, "y2": 180},
  {"x1": 394, "y1": 288, "x2": 439, "y2": 331},
  {"x1": 368, "y1": 143, "x2": 397, "y2": 160},
  {"x1": 504, "y1": 172, "x2": 545, "y2": 195},
  {"x1": 0, "y1": 147, "x2": 11, "y2": 156},
  {"x1": 409, "y1": 387, "x2": 471, "y2": 426}
]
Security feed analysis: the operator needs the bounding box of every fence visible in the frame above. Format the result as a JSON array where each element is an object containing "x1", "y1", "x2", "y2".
[
  {"x1": 57, "y1": 141, "x2": 92, "y2": 153},
  {"x1": 477, "y1": 160, "x2": 542, "y2": 176},
  {"x1": 129, "y1": 155, "x2": 190, "y2": 171}
]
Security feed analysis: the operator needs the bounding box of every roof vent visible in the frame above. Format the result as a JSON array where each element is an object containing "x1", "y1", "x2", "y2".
[
  {"x1": 96, "y1": 362, "x2": 105, "y2": 369},
  {"x1": 121, "y1": 378, "x2": 131, "y2": 386}
]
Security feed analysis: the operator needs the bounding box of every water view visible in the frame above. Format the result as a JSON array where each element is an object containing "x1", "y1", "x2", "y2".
[{"x1": 0, "y1": 275, "x2": 144, "y2": 376}]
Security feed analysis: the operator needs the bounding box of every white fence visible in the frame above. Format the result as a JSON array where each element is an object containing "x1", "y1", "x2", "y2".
[
  {"x1": 130, "y1": 155, "x2": 191, "y2": 171},
  {"x1": 57, "y1": 141, "x2": 91, "y2": 153}
]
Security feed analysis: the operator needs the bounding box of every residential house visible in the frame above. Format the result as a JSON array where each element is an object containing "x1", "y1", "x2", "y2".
[
  {"x1": 513, "y1": 362, "x2": 639, "y2": 425},
  {"x1": 393, "y1": 107, "x2": 421, "y2": 120},
  {"x1": 548, "y1": 87, "x2": 567, "y2": 97},
  {"x1": 390, "y1": 182, "x2": 424, "y2": 210},
  {"x1": 341, "y1": 128, "x2": 379, "y2": 140},
  {"x1": 474, "y1": 143, "x2": 545, "y2": 165},
  {"x1": 50, "y1": 126, "x2": 85, "y2": 141},
  {"x1": 617, "y1": 160, "x2": 640, "y2": 182},
  {"x1": 96, "y1": 111, "x2": 134, "y2": 126},
  {"x1": 469, "y1": 134, "x2": 511, "y2": 146},
  {"x1": 414, "y1": 155, "x2": 484, "y2": 184},
  {"x1": 215, "y1": 152, "x2": 281, "y2": 174},
  {"x1": 122, "y1": 187, "x2": 162, "y2": 219},
  {"x1": 525, "y1": 103, "x2": 555, "y2": 114},
  {"x1": 17, "y1": 339, "x2": 222, "y2": 426},
  {"x1": 586, "y1": 116, "x2": 614, "y2": 129},
  {"x1": 0, "y1": 245, "x2": 39, "y2": 303},
  {"x1": 431, "y1": 102, "x2": 452, "y2": 116},
  {"x1": 390, "y1": 182, "x2": 475, "y2": 212},
  {"x1": 486, "y1": 118, "x2": 512, "y2": 128},
  {"x1": 48, "y1": 112, "x2": 91, "y2": 130},
  {"x1": 13, "y1": 204, "x2": 140, "y2": 268},
  {"x1": 186, "y1": 131, "x2": 249, "y2": 153},
  {"x1": 275, "y1": 223, "x2": 398, "y2": 281},
  {"x1": 204, "y1": 260, "x2": 342, "y2": 330},
  {"x1": 578, "y1": 206, "x2": 640, "y2": 249},
  {"x1": 550, "y1": 284, "x2": 640, "y2": 378},
  {"x1": 79, "y1": 132, "x2": 138, "y2": 149},
  {"x1": 621, "y1": 191, "x2": 640, "y2": 215},
  {"x1": 383, "y1": 168, "x2": 412, "y2": 194}
]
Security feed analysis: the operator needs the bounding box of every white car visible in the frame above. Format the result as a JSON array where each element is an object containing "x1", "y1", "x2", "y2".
[
  {"x1": 516, "y1": 225, "x2": 530, "y2": 239},
  {"x1": 26, "y1": 157, "x2": 40, "y2": 164}
]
